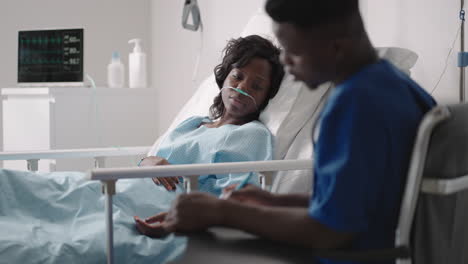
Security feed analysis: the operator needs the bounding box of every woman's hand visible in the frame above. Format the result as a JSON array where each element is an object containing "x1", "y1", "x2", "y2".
[
  {"x1": 224, "y1": 184, "x2": 276, "y2": 206},
  {"x1": 134, "y1": 212, "x2": 169, "y2": 238},
  {"x1": 153, "y1": 176, "x2": 182, "y2": 192},
  {"x1": 139, "y1": 156, "x2": 181, "y2": 191}
]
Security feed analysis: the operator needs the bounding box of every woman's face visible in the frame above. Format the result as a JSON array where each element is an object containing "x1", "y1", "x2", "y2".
[{"x1": 221, "y1": 57, "x2": 272, "y2": 119}]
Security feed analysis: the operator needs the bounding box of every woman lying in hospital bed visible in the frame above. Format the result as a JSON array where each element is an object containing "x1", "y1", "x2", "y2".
[
  {"x1": 0, "y1": 35, "x2": 284, "y2": 264},
  {"x1": 141, "y1": 34, "x2": 284, "y2": 194}
]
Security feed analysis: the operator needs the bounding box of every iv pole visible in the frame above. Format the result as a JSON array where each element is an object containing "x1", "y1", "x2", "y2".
[{"x1": 460, "y1": 0, "x2": 466, "y2": 102}]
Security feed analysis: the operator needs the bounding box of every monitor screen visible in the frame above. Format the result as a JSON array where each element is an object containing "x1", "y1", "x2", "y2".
[{"x1": 18, "y1": 28, "x2": 83, "y2": 83}]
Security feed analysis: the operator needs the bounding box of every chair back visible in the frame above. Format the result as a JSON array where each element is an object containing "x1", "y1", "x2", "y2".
[
  {"x1": 412, "y1": 104, "x2": 468, "y2": 264},
  {"x1": 396, "y1": 103, "x2": 468, "y2": 264}
]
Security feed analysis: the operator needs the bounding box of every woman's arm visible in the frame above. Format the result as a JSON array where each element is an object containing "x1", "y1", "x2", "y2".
[{"x1": 139, "y1": 156, "x2": 183, "y2": 191}]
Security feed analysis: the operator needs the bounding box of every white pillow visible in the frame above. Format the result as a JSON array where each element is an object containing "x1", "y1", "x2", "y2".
[
  {"x1": 240, "y1": 8, "x2": 277, "y2": 46},
  {"x1": 147, "y1": 75, "x2": 219, "y2": 155},
  {"x1": 270, "y1": 49, "x2": 419, "y2": 194},
  {"x1": 377, "y1": 47, "x2": 418, "y2": 76}
]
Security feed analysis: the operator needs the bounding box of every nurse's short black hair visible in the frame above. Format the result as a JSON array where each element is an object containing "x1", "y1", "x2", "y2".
[
  {"x1": 265, "y1": 0, "x2": 359, "y2": 29},
  {"x1": 210, "y1": 35, "x2": 284, "y2": 120}
]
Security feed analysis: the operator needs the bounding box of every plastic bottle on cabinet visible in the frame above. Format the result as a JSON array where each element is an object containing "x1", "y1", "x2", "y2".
[
  {"x1": 128, "y1": 38, "x2": 147, "y2": 88},
  {"x1": 107, "y1": 51, "x2": 125, "y2": 88}
]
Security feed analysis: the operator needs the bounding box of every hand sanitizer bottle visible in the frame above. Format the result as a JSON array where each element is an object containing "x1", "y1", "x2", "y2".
[
  {"x1": 107, "y1": 51, "x2": 125, "y2": 88},
  {"x1": 128, "y1": 39, "x2": 147, "y2": 88}
]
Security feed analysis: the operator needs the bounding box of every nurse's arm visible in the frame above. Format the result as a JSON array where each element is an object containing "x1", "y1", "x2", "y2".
[
  {"x1": 225, "y1": 184, "x2": 310, "y2": 207},
  {"x1": 220, "y1": 201, "x2": 355, "y2": 249}
]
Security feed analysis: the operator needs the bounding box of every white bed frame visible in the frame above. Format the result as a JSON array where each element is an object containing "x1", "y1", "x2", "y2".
[{"x1": 2, "y1": 105, "x2": 468, "y2": 264}]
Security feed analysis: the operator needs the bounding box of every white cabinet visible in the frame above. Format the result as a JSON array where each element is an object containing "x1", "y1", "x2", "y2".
[{"x1": 2, "y1": 87, "x2": 157, "y2": 171}]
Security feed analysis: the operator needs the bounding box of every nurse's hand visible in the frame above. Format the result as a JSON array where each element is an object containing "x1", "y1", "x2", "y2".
[
  {"x1": 134, "y1": 212, "x2": 169, "y2": 238},
  {"x1": 139, "y1": 156, "x2": 181, "y2": 191},
  {"x1": 225, "y1": 184, "x2": 276, "y2": 206},
  {"x1": 163, "y1": 192, "x2": 223, "y2": 233}
]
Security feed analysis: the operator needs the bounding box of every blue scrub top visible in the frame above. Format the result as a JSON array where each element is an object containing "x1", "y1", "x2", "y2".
[{"x1": 309, "y1": 59, "x2": 436, "y2": 264}]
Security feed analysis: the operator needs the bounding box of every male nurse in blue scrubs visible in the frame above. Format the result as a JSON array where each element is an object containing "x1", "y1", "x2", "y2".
[{"x1": 136, "y1": 1, "x2": 436, "y2": 263}]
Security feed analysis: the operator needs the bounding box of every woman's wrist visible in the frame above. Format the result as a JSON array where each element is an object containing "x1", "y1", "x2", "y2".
[{"x1": 137, "y1": 157, "x2": 147, "y2": 167}]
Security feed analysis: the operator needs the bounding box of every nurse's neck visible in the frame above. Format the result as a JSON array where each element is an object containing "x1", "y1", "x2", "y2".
[
  {"x1": 332, "y1": 38, "x2": 378, "y2": 86},
  {"x1": 331, "y1": 14, "x2": 379, "y2": 86}
]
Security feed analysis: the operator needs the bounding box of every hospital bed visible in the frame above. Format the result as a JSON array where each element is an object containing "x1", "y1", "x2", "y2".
[{"x1": 0, "y1": 9, "x2": 448, "y2": 264}]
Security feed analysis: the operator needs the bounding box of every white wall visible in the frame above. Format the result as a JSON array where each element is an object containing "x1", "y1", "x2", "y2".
[
  {"x1": 151, "y1": 0, "x2": 452, "y2": 137},
  {"x1": 0, "y1": 0, "x2": 152, "y2": 158},
  {"x1": 0, "y1": 0, "x2": 151, "y2": 88},
  {"x1": 1, "y1": 0, "x2": 456, "y2": 153},
  {"x1": 362, "y1": 0, "x2": 462, "y2": 103},
  {"x1": 151, "y1": 0, "x2": 265, "y2": 136}
]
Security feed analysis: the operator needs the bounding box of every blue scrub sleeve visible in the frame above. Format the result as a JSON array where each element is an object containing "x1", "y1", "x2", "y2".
[{"x1": 309, "y1": 90, "x2": 389, "y2": 233}]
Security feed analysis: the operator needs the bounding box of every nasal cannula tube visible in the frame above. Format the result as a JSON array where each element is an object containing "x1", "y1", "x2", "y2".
[{"x1": 221, "y1": 86, "x2": 258, "y2": 110}]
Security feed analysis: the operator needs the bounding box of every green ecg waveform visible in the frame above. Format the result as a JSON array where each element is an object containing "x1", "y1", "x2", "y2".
[{"x1": 21, "y1": 37, "x2": 62, "y2": 45}]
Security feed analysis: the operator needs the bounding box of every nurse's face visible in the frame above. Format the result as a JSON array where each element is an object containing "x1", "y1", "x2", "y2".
[
  {"x1": 273, "y1": 21, "x2": 337, "y2": 89},
  {"x1": 221, "y1": 57, "x2": 272, "y2": 119}
]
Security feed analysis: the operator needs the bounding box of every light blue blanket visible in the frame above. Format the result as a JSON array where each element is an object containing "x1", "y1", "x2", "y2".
[{"x1": 0, "y1": 169, "x2": 186, "y2": 263}]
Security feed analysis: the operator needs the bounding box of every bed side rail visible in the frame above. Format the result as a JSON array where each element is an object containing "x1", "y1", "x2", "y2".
[{"x1": 0, "y1": 146, "x2": 151, "y2": 171}]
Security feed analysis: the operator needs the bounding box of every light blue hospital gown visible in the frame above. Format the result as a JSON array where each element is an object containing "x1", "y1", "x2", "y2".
[
  {"x1": 0, "y1": 116, "x2": 273, "y2": 264},
  {"x1": 153, "y1": 116, "x2": 273, "y2": 195}
]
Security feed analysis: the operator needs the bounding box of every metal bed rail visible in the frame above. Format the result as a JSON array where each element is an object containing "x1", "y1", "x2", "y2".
[
  {"x1": 88, "y1": 158, "x2": 468, "y2": 264},
  {"x1": 89, "y1": 159, "x2": 314, "y2": 264},
  {"x1": 0, "y1": 146, "x2": 151, "y2": 170}
]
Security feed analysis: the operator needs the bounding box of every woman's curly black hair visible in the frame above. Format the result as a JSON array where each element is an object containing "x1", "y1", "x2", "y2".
[{"x1": 209, "y1": 35, "x2": 284, "y2": 120}]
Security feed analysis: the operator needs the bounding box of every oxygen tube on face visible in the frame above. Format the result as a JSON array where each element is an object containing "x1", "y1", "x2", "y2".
[{"x1": 220, "y1": 86, "x2": 258, "y2": 110}]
